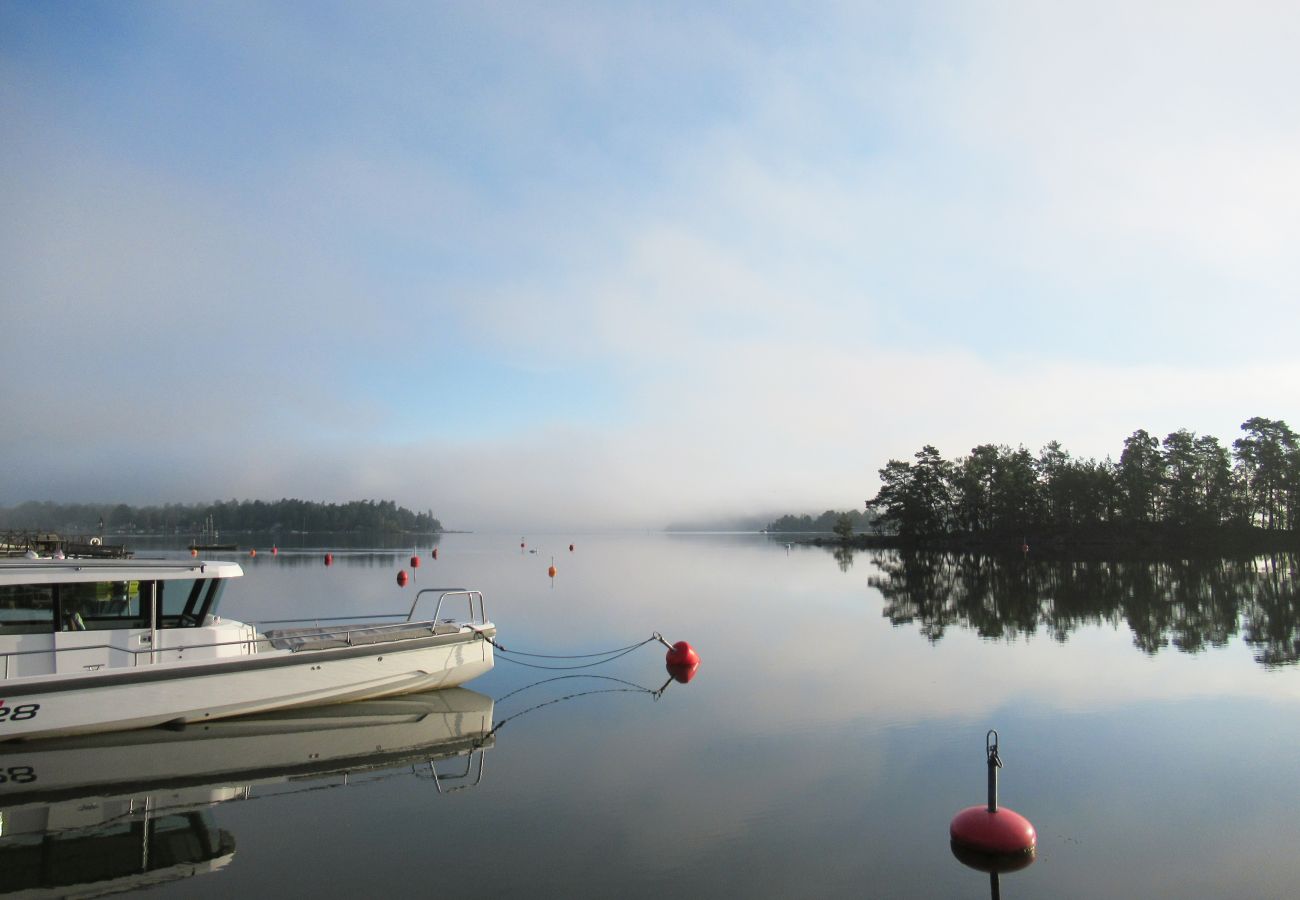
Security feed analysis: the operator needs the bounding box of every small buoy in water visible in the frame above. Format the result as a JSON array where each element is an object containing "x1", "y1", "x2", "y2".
[
  {"x1": 249, "y1": 548, "x2": 257, "y2": 558},
  {"x1": 548, "y1": 562, "x2": 557, "y2": 578},
  {"x1": 190, "y1": 548, "x2": 198, "y2": 557},
  {"x1": 411, "y1": 554, "x2": 421, "y2": 568},
  {"x1": 432, "y1": 547, "x2": 438, "y2": 560},
  {"x1": 950, "y1": 730, "x2": 1036, "y2": 859},
  {"x1": 665, "y1": 640, "x2": 700, "y2": 668},
  {"x1": 324, "y1": 552, "x2": 334, "y2": 566},
  {"x1": 396, "y1": 569, "x2": 409, "y2": 587},
  {"x1": 272, "y1": 545, "x2": 278, "y2": 556},
  {"x1": 569, "y1": 543, "x2": 575, "y2": 552}
]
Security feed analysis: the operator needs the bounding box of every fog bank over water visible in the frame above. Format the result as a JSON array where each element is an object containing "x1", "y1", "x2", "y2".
[{"x1": 3, "y1": 4, "x2": 1299, "y2": 529}]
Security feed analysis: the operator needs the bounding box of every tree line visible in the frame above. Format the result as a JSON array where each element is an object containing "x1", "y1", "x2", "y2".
[
  {"x1": 867, "y1": 416, "x2": 1298, "y2": 541},
  {"x1": 766, "y1": 509, "x2": 873, "y2": 535},
  {"x1": 0, "y1": 498, "x2": 442, "y2": 535}
]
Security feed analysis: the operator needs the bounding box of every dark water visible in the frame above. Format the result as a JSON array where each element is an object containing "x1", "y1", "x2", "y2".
[{"x1": 4, "y1": 533, "x2": 1300, "y2": 898}]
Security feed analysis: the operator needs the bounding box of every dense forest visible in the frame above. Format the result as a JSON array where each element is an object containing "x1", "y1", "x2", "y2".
[
  {"x1": 0, "y1": 499, "x2": 442, "y2": 535},
  {"x1": 866, "y1": 416, "x2": 1298, "y2": 546}
]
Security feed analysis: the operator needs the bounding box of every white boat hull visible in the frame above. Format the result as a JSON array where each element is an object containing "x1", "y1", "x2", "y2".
[{"x1": 0, "y1": 627, "x2": 494, "y2": 742}]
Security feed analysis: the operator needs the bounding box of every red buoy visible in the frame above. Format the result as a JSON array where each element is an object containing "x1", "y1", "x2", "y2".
[
  {"x1": 548, "y1": 564, "x2": 557, "y2": 578},
  {"x1": 569, "y1": 543, "x2": 575, "y2": 552},
  {"x1": 396, "y1": 569, "x2": 409, "y2": 587},
  {"x1": 190, "y1": 548, "x2": 198, "y2": 557},
  {"x1": 272, "y1": 545, "x2": 278, "y2": 556},
  {"x1": 324, "y1": 552, "x2": 333, "y2": 566},
  {"x1": 521, "y1": 541, "x2": 526, "y2": 549},
  {"x1": 249, "y1": 548, "x2": 257, "y2": 558},
  {"x1": 666, "y1": 660, "x2": 699, "y2": 683},
  {"x1": 432, "y1": 547, "x2": 439, "y2": 560},
  {"x1": 950, "y1": 731, "x2": 1036, "y2": 859},
  {"x1": 665, "y1": 640, "x2": 700, "y2": 668},
  {"x1": 950, "y1": 806, "x2": 1036, "y2": 856},
  {"x1": 411, "y1": 555, "x2": 421, "y2": 568}
]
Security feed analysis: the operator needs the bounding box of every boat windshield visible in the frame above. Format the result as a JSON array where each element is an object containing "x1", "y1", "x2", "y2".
[{"x1": 159, "y1": 577, "x2": 226, "y2": 627}]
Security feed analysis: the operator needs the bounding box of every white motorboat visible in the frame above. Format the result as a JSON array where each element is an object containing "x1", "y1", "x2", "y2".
[{"x1": 0, "y1": 557, "x2": 495, "y2": 741}]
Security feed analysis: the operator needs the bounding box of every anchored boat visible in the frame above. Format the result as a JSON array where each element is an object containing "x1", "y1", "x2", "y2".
[{"x1": 0, "y1": 557, "x2": 495, "y2": 741}]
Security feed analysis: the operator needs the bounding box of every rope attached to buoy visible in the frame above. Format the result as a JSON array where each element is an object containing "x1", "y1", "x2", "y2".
[{"x1": 481, "y1": 633, "x2": 661, "y2": 670}]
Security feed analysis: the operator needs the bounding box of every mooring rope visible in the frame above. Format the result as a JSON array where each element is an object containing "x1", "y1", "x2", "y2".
[{"x1": 480, "y1": 633, "x2": 662, "y2": 671}]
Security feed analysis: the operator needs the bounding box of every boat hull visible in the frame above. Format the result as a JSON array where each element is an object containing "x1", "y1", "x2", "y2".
[{"x1": 0, "y1": 627, "x2": 494, "y2": 742}]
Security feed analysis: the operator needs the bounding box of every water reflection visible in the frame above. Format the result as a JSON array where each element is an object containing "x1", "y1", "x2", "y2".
[
  {"x1": 862, "y1": 549, "x2": 1300, "y2": 666},
  {"x1": 0, "y1": 689, "x2": 493, "y2": 896}
]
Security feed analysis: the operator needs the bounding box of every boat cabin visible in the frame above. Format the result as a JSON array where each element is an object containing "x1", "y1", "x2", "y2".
[{"x1": 0, "y1": 559, "x2": 248, "y2": 677}]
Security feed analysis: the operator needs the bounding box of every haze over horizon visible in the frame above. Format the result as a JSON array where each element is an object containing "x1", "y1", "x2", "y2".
[{"x1": 3, "y1": 2, "x2": 1298, "y2": 531}]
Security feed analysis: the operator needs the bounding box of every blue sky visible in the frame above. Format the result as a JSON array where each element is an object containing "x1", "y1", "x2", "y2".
[{"x1": 2, "y1": 1, "x2": 1297, "y2": 529}]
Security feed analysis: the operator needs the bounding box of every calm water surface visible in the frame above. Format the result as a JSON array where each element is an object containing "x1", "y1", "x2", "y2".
[{"x1": 5, "y1": 533, "x2": 1300, "y2": 898}]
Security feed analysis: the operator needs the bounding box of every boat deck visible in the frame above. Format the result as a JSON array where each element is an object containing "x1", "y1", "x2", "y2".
[{"x1": 262, "y1": 621, "x2": 467, "y2": 652}]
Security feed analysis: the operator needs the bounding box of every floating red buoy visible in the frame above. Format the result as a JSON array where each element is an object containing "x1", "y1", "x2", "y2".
[
  {"x1": 950, "y1": 731, "x2": 1036, "y2": 859},
  {"x1": 411, "y1": 555, "x2": 421, "y2": 568},
  {"x1": 569, "y1": 543, "x2": 574, "y2": 552},
  {"x1": 521, "y1": 541, "x2": 526, "y2": 549},
  {"x1": 272, "y1": 545, "x2": 278, "y2": 556},
  {"x1": 548, "y1": 564, "x2": 557, "y2": 578},
  {"x1": 324, "y1": 552, "x2": 333, "y2": 566},
  {"x1": 249, "y1": 548, "x2": 257, "y2": 558},
  {"x1": 432, "y1": 547, "x2": 438, "y2": 560},
  {"x1": 665, "y1": 640, "x2": 700, "y2": 668},
  {"x1": 190, "y1": 548, "x2": 198, "y2": 557},
  {"x1": 396, "y1": 569, "x2": 409, "y2": 587}
]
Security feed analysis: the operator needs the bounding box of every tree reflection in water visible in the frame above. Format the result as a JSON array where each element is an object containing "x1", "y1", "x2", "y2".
[{"x1": 864, "y1": 550, "x2": 1300, "y2": 667}]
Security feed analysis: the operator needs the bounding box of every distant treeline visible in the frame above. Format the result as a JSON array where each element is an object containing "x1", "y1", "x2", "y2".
[
  {"x1": 766, "y1": 509, "x2": 873, "y2": 534},
  {"x1": 0, "y1": 499, "x2": 442, "y2": 535},
  {"x1": 867, "y1": 416, "x2": 1298, "y2": 543}
]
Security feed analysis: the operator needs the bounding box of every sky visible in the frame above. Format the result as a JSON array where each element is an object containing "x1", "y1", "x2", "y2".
[{"x1": 2, "y1": 1, "x2": 1298, "y2": 530}]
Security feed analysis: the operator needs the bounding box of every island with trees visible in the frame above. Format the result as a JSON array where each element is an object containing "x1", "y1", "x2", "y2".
[
  {"x1": 0, "y1": 498, "x2": 442, "y2": 536},
  {"x1": 857, "y1": 416, "x2": 1298, "y2": 553}
]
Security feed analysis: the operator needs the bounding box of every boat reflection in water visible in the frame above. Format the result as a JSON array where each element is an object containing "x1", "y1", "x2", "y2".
[{"x1": 0, "y1": 687, "x2": 494, "y2": 897}]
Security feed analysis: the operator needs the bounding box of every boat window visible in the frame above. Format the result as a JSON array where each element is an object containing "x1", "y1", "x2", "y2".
[
  {"x1": 58, "y1": 581, "x2": 148, "y2": 631},
  {"x1": 0, "y1": 584, "x2": 55, "y2": 633},
  {"x1": 159, "y1": 577, "x2": 206, "y2": 627}
]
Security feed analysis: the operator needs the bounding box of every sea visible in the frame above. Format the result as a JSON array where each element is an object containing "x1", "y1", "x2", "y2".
[{"x1": 4, "y1": 531, "x2": 1299, "y2": 898}]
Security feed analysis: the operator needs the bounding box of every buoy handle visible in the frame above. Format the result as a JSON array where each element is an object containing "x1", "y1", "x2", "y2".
[
  {"x1": 986, "y1": 729, "x2": 1002, "y2": 812},
  {"x1": 986, "y1": 729, "x2": 1002, "y2": 767},
  {"x1": 653, "y1": 631, "x2": 673, "y2": 650}
]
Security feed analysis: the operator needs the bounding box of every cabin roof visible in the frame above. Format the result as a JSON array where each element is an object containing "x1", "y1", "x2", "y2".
[{"x1": 0, "y1": 558, "x2": 244, "y2": 586}]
